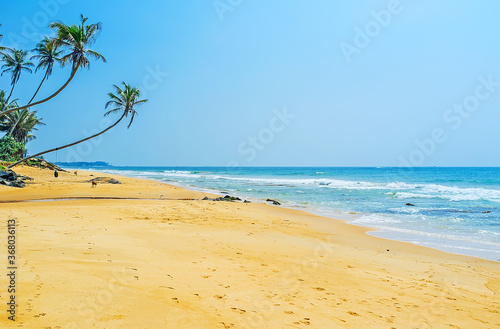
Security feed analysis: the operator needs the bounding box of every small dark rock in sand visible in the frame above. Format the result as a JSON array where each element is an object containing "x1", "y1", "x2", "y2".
[
  {"x1": 84, "y1": 177, "x2": 122, "y2": 184},
  {"x1": 244, "y1": 200, "x2": 251, "y2": 203},
  {"x1": 406, "y1": 203, "x2": 415, "y2": 206},
  {"x1": 267, "y1": 199, "x2": 281, "y2": 205}
]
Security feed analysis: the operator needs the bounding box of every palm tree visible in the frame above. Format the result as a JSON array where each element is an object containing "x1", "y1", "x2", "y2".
[
  {"x1": 1, "y1": 49, "x2": 34, "y2": 102},
  {"x1": 28, "y1": 37, "x2": 63, "y2": 104},
  {"x1": 1, "y1": 15, "x2": 106, "y2": 116},
  {"x1": 0, "y1": 108, "x2": 45, "y2": 144},
  {"x1": 0, "y1": 23, "x2": 5, "y2": 54},
  {"x1": 0, "y1": 24, "x2": 6, "y2": 55},
  {"x1": 8, "y1": 82, "x2": 147, "y2": 169},
  {"x1": 0, "y1": 89, "x2": 16, "y2": 113}
]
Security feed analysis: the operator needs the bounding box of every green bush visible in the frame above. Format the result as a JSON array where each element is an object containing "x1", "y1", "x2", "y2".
[{"x1": 0, "y1": 136, "x2": 25, "y2": 162}]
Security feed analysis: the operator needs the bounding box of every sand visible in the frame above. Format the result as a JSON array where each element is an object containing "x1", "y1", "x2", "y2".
[{"x1": 0, "y1": 166, "x2": 499, "y2": 328}]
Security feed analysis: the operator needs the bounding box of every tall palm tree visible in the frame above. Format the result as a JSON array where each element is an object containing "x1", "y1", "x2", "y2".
[
  {"x1": 1, "y1": 15, "x2": 106, "y2": 116},
  {"x1": 1, "y1": 49, "x2": 34, "y2": 102},
  {"x1": 0, "y1": 108, "x2": 45, "y2": 144},
  {"x1": 28, "y1": 37, "x2": 63, "y2": 104},
  {"x1": 8, "y1": 82, "x2": 147, "y2": 168},
  {"x1": 4, "y1": 39, "x2": 61, "y2": 136}
]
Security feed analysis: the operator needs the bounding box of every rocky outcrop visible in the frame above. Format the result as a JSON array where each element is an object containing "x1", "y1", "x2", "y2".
[
  {"x1": 0, "y1": 170, "x2": 33, "y2": 188},
  {"x1": 202, "y1": 195, "x2": 246, "y2": 202},
  {"x1": 28, "y1": 159, "x2": 67, "y2": 172}
]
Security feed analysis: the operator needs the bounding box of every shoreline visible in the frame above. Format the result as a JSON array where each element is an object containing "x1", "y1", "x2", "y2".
[
  {"x1": 1, "y1": 166, "x2": 499, "y2": 328},
  {"x1": 73, "y1": 166, "x2": 500, "y2": 262}
]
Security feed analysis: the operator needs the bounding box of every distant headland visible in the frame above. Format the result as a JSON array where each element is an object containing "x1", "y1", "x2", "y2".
[{"x1": 54, "y1": 161, "x2": 112, "y2": 168}]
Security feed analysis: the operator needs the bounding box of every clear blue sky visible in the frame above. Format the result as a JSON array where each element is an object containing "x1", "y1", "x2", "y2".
[{"x1": 1, "y1": 0, "x2": 499, "y2": 166}]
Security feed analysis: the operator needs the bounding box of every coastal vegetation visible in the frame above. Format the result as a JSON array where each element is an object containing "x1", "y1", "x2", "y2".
[{"x1": 0, "y1": 15, "x2": 146, "y2": 170}]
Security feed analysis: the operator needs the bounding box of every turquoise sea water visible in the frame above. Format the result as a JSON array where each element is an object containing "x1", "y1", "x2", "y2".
[{"x1": 71, "y1": 166, "x2": 500, "y2": 261}]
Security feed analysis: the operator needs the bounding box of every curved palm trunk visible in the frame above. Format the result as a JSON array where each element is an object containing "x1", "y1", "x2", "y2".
[
  {"x1": 8, "y1": 111, "x2": 126, "y2": 169},
  {"x1": 7, "y1": 71, "x2": 50, "y2": 137},
  {"x1": 5, "y1": 83, "x2": 16, "y2": 104},
  {"x1": 7, "y1": 110, "x2": 23, "y2": 136},
  {"x1": 28, "y1": 70, "x2": 49, "y2": 104},
  {"x1": 0, "y1": 64, "x2": 80, "y2": 118}
]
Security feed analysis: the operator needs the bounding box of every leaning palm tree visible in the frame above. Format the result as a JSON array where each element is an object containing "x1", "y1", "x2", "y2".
[
  {"x1": 1, "y1": 49, "x2": 34, "y2": 102},
  {"x1": 1, "y1": 15, "x2": 106, "y2": 116},
  {"x1": 28, "y1": 37, "x2": 63, "y2": 104},
  {"x1": 8, "y1": 82, "x2": 147, "y2": 169},
  {"x1": 0, "y1": 108, "x2": 45, "y2": 144}
]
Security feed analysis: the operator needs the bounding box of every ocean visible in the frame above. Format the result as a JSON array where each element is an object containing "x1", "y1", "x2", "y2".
[{"x1": 73, "y1": 166, "x2": 500, "y2": 262}]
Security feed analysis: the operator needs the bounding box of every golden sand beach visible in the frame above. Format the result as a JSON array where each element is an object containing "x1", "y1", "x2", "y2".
[{"x1": 0, "y1": 166, "x2": 499, "y2": 328}]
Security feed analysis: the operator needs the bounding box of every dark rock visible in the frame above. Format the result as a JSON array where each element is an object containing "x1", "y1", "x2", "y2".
[
  {"x1": 0, "y1": 170, "x2": 27, "y2": 188},
  {"x1": 244, "y1": 200, "x2": 251, "y2": 203},
  {"x1": 84, "y1": 177, "x2": 121, "y2": 184},
  {"x1": 0, "y1": 179, "x2": 13, "y2": 187},
  {"x1": 54, "y1": 170, "x2": 59, "y2": 178},
  {"x1": 223, "y1": 195, "x2": 241, "y2": 201},
  {"x1": 202, "y1": 195, "x2": 243, "y2": 202},
  {"x1": 11, "y1": 181, "x2": 25, "y2": 188},
  {"x1": 0, "y1": 170, "x2": 17, "y2": 180},
  {"x1": 267, "y1": 199, "x2": 281, "y2": 205},
  {"x1": 406, "y1": 203, "x2": 415, "y2": 206}
]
